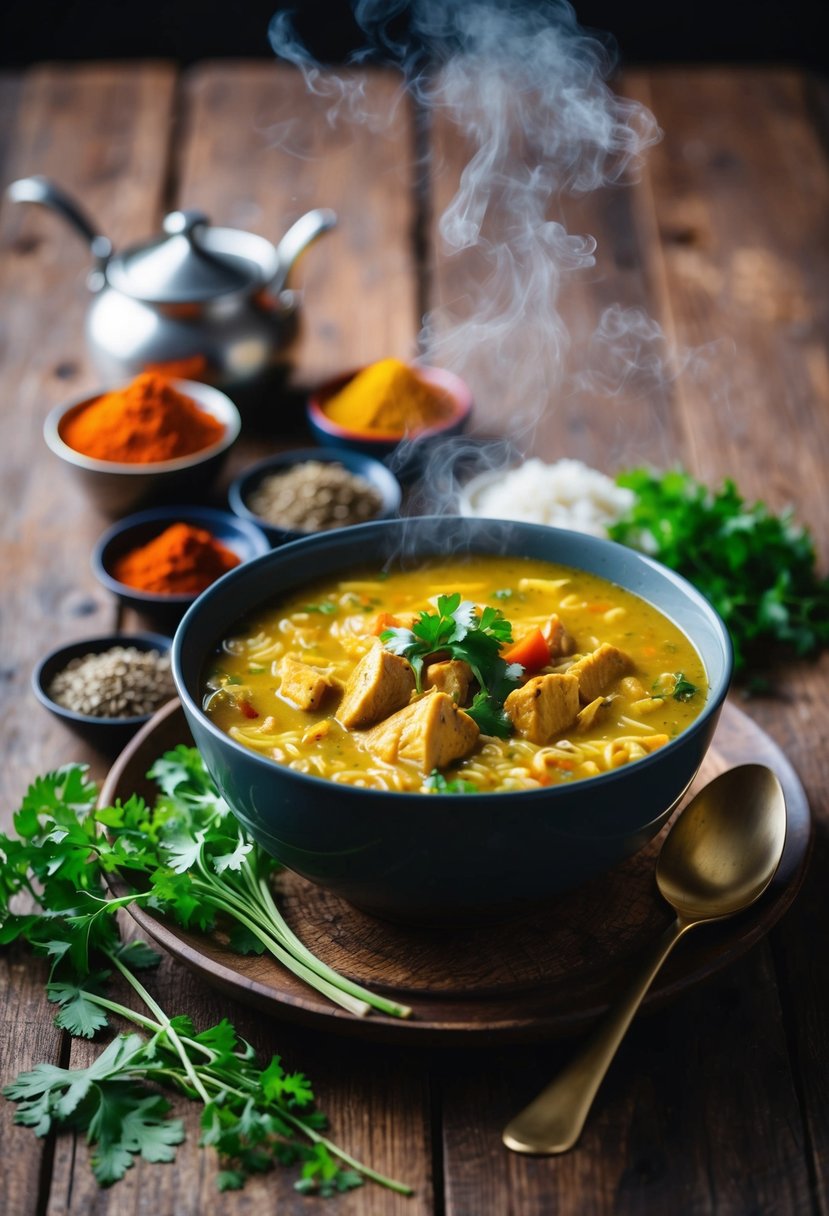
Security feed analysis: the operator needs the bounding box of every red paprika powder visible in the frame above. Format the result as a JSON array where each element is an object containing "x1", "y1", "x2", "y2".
[
  {"x1": 62, "y1": 372, "x2": 224, "y2": 464},
  {"x1": 113, "y1": 523, "x2": 240, "y2": 595}
]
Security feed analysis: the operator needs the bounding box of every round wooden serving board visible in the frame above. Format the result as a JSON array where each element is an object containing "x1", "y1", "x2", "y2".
[{"x1": 101, "y1": 699, "x2": 812, "y2": 1044}]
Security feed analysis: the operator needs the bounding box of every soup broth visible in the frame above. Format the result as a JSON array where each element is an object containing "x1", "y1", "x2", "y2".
[{"x1": 204, "y1": 556, "x2": 708, "y2": 794}]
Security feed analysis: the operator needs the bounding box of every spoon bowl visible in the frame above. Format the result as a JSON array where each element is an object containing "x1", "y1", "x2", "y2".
[
  {"x1": 656, "y1": 764, "x2": 787, "y2": 922},
  {"x1": 503, "y1": 764, "x2": 787, "y2": 1156}
]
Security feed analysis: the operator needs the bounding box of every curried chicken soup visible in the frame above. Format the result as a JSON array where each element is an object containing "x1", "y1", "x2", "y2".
[{"x1": 203, "y1": 556, "x2": 708, "y2": 794}]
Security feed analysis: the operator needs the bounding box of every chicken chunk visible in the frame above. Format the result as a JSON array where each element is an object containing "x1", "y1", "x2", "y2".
[
  {"x1": 279, "y1": 655, "x2": 339, "y2": 712},
  {"x1": 423, "y1": 658, "x2": 473, "y2": 704},
  {"x1": 568, "y1": 643, "x2": 633, "y2": 704},
  {"x1": 543, "y1": 613, "x2": 577, "y2": 659},
  {"x1": 337, "y1": 643, "x2": 416, "y2": 729},
  {"x1": 504, "y1": 673, "x2": 580, "y2": 745},
  {"x1": 361, "y1": 690, "x2": 479, "y2": 773}
]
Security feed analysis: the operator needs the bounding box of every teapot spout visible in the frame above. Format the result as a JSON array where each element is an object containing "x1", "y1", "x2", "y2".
[
  {"x1": 272, "y1": 207, "x2": 337, "y2": 292},
  {"x1": 6, "y1": 176, "x2": 113, "y2": 288}
]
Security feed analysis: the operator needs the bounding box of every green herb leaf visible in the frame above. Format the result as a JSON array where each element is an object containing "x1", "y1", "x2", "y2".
[
  {"x1": 671, "y1": 673, "x2": 699, "y2": 701},
  {"x1": 465, "y1": 690, "x2": 514, "y2": 738},
  {"x1": 424, "y1": 771, "x2": 478, "y2": 794},
  {"x1": 303, "y1": 600, "x2": 338, "y2": 615},
  {"x1": 381, "y1": 594, "x2": 520, "y2": 728},
  {"x1": 0, "y1": 766, "x2": 413, "y2": 1199},
  {"x1": 610, "y1": 468, "x2": 829, "y2": 676}
]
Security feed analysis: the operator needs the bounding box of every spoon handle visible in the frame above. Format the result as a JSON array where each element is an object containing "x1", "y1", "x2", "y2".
[{"x1": 502, "y1": 916, "x2": 691, "y2": 1155}]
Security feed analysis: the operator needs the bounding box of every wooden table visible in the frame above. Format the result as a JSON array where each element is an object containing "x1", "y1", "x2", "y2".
[{"x1": 2, "y1": 60, "x2": 828, "y2": 1215}]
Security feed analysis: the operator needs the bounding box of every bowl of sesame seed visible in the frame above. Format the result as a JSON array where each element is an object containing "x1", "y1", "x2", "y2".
[{"x1": 32, "y1": 632, "x2": 175, "y2": 752}]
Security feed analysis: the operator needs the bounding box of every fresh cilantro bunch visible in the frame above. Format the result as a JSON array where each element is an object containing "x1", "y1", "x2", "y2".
[
  {"x1": 0, "y1": 765, "x2": 411, "y2": 1197},
  {"x1": 609, "y1": 468, "x2": 829, "y2": 677},
  {"x1": 381, "y1": 592, "x2": 521, "y2": 737},
  {"x1": 104, "y1": 746, "x2": 409, "y2": 1020}
]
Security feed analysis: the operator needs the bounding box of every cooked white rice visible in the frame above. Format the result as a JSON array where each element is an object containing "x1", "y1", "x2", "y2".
[{"x1": 458, "y1": 458, "x2": 634, "y2": 537}]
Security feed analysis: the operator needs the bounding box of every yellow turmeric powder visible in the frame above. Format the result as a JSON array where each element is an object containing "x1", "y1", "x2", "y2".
[{"x1": 321, "y1": 359, "x2": 455, "y2": 436}]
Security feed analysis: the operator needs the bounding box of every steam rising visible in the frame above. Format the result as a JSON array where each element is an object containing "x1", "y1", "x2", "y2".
[{"x1": 269, "y1": 1, "x2": 667, "y2": 514}]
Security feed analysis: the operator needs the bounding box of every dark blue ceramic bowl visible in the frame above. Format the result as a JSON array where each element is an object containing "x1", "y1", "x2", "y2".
[
  {"x1": 33, "y1": 631, "x2": 174, "y2": 753},
  {"x1": 172, "y1": 517, "x2": 733, "y2": 921},
  {"x1": 227, "y1": 447, "x2": 402, "y2": 546},
  {"x1": 306, "y1": 364, "x2": 472, "y2": 479},
  {"x1": 92, "y1": 505, "x2": 270, "y2": 630}
]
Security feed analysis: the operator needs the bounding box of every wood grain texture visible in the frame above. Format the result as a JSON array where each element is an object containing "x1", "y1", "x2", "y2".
[
  {"x1": 2, "y1": 60, "x2": 829, "y2": 1216},
  {"x1": 425, "y1": 75, "x2": 686, "y2": 470},
  {"x1": 625, "y1": 69, "x2": 829, "y2": 540},
  {"x1": 625, "y1": 67, "x2": 829, "y2": 1216},
  {"x1": 441, "y1": 946, "x2": 811, "y2": 1216},
  {"x1": 0, "y1": 63, "x2": 176, "y2": 1216},
  {"x1": 46, "y1": 958, "x2": 432, "y2": 1215},
  {"x1": 177, "y1": 63, "x2": 420, "y2": 390},
  {"x1": 47, "y1": 64, "x2": 435, "y2": 1214},
  {"x1": 429, "y1": 65, "x2": 827, "y2": 1215}
]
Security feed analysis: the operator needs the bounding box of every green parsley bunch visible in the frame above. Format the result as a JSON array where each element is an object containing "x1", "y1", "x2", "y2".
[{"x1": 610, "y1": 468, "x2": 829, "y2": 678}]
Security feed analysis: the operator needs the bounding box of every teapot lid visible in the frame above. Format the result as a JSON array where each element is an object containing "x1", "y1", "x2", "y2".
[{"x1": 105, "y1": 210, "x2": 266, "y2": 303}]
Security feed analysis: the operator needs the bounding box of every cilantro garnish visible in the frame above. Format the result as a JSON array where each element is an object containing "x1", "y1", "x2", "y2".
[
  {"x1": 0, "y1": 763, "x2": 413, "y2": 1197},
  {"x1": 671, "y1": 674, "x2": 699, "y2": 701},
  {"x1": 609, "y1": 468, "x2": 829, "y2": 675},
  {"x1": 465, "y1": 689, "x2": 515, "y2": 737},
  {"x1": 381, "y1": 593, "x2": 521, "y2": 722},
  {"x1": 652, "y1": 672, "x2": 699, "y2": 702},
  {"x1": 424, "y1": 770, "x2": 478, "y2": 794},
  {"x1": 303, "y1": 600, "x2": 338, "y2": 615}
]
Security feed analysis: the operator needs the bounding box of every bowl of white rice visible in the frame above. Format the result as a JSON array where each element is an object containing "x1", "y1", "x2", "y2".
[{"x1": 457, "y1": 458, "x2": 635, "y2": 538}]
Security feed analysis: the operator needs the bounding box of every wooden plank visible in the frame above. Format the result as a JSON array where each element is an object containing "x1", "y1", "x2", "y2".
[
  {"x1": 176, "y1": 62, "x2": 420, "y2": 390},
  {"x1": 627, "y1": 69, "x2": 829, "y2": 545},
  {"x1": 628, "y1": 67, "x2": 829, "y2": 1214},
  {"x1": 0, "y1": 62, "x2": 176, "y2": 1215},
  {"x1": 430, "y1": 66, "x2": 820, "y2": 1213},
  {"x1": 49, "y1": 63, "x2": 435, "y2": 1215},
  {"x1": 46, "y1": 953, "x2": 433, "y2": 1215},
  {"x1": 442, "y1": 948, "x2": 812, "y2": 1216},
  {"x1": 425, "y1": 84, "x2": 686, "y2": 467},
  {"x1": 0, "y1": 73, "x2": 23, "y2": 181}
]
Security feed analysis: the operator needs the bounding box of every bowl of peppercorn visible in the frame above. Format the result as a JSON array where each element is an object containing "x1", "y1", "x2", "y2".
[
  {"x1": 32, "y1": 632, "x2": 176, "y2": 752},
  {"x1": 227, "y1": 448, "x2": 402, "y2": 546},
  {"x1": 92, "y1": 505, "x2": 270, "y2": 629}
]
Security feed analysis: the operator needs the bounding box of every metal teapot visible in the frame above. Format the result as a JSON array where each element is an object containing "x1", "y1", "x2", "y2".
[{"x1": 7, "y1": 176, "x2": 336, "y2": 401}]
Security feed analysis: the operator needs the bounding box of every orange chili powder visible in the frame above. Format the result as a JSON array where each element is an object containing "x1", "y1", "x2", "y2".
[
  {"x1": 113, "y1": 523, "x2": 241, "y2": 595},
  {"x1": 62, "y1": 372, "x2": 224, "y2": 463}
]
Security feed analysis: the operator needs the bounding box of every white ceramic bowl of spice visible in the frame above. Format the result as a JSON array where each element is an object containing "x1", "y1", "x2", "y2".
[
  {"x1": 32, "y1": 632, "x2": 175, "y2": 752},
  {"x1": 43, "y1": 374, "x2": 241, "y2": 517},
  {"x1": 227, "y1": 448, "x2": 402, "y2": 545}
]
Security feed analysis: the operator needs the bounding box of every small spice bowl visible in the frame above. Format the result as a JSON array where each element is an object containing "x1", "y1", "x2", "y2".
[
  {"x1": 32, "y1": 632, "x2": 175, "y2": 753},
  {"x1": 92, "y1": 505, "x2": 270, "y2": 629},
  {"x1": 43, "y1": 379, "x2": 242, "y2": 517},
  {"x1": 305, "y1": 364, "x2": 473, "y2": 478},
  {"x1": 227, "y1": 447, "x2": 402, "y2": 546}
]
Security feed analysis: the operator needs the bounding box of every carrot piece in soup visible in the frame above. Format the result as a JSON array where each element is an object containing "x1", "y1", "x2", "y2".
[
  {"x1": 502, "y1": 627, "x2": 551, "y2": 672},
  {"x1": 372, "y1": 611, "x2": 400, "y2": 636}
]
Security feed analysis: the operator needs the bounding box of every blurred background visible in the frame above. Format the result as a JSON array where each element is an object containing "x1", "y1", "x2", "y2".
[{"x1": 1, "y1": 0, "x2": 828, "y2": 70}]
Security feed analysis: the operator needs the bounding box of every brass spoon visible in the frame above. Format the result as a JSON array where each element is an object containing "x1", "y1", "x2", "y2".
[{"x1": 502, "y1": 764, "x2": 786, "y2": 1156}]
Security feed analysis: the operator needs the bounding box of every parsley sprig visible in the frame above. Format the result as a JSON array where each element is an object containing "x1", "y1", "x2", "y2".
[
  {"x1": 0, "y1": 766, "x2": 411, "y2": 1196},
  {"x1": 381, "y1": 593, "x2": 521, "y2": 737},
  {"x1": 610, "y1": 468, "x2": 829, "y2": 677}
]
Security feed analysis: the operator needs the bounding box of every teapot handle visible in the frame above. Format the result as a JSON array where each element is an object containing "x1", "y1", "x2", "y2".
[
  {"x1": 6, "y1": 176, "x2": 113, "y2": 283},
  {"x1": 273, "y1": 207, "x2": 337, "y2": 293}
]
